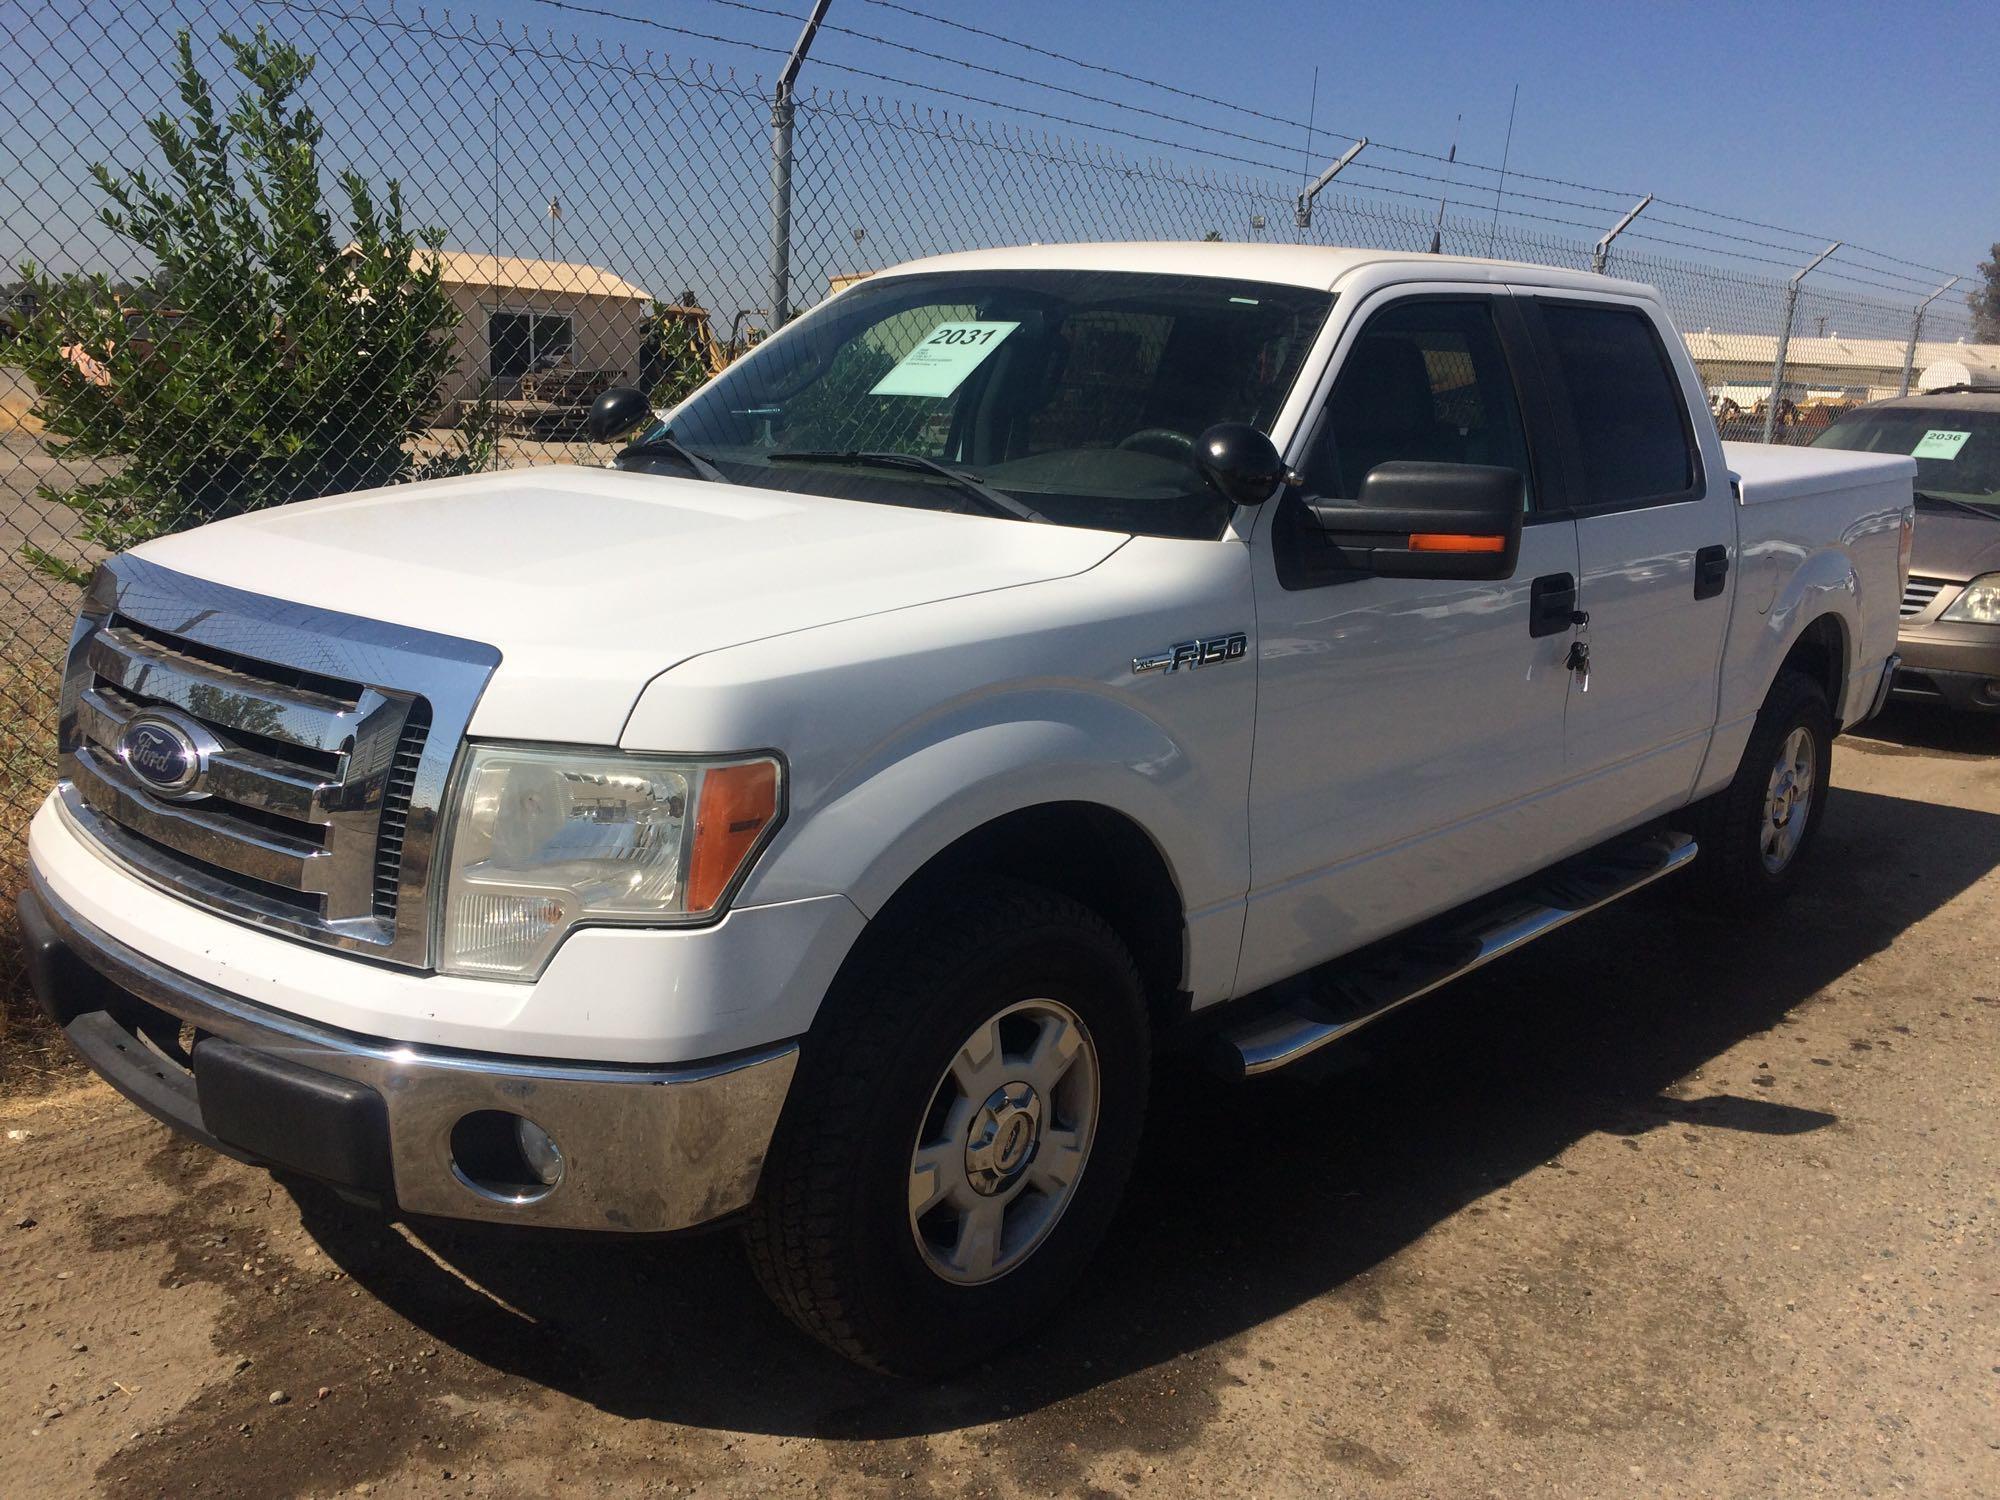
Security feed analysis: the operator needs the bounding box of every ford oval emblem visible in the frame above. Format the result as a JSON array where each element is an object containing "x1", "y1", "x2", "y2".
[{"x1": 118, "y1": 716, "x2": 202, "y2": 796}]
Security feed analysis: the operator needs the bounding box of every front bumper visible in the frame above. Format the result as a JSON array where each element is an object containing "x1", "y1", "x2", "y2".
[
  {"x1": 18, "y1": 872, "x2": 798, "y2": 1232},
  {"x1": 1893, "y1": 626, "x2": 2000, "y2": 713}
]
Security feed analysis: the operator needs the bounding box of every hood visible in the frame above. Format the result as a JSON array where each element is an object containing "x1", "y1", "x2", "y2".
[
  {"x1": 132, "y1": 465, "x2": 1128, "y2": 742},
  {"x1": 1911, "y1": 505, "x2": 2000, "y2": 583}
]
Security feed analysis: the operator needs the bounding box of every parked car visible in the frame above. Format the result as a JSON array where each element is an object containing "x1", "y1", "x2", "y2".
[
  {"x1": 21, "y1": 243, "x2": 1913, "y2": 1373},
  {"x1": 1810, "y1": 390, "x2": 2000, "y2": 714}
]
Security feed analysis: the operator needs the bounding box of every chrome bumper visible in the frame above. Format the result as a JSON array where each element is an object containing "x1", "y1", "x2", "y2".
[{"x1": 18, "y1": 869, "x2": 797, "y2": 1232}]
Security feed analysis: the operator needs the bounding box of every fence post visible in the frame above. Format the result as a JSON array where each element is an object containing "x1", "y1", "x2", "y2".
[
  {"x1": 768, "y1": 0, "x2": 832, "y2": 329},
  {"x1": 1294, "y1": 139, "x2": 1366, "y2": 231},
  {"x1": 1898, "y1": 276, "x2": 1961, "y2": 397},
  {"x1": 1590, "y1": 194, "x2": 1652, "y2": 274},
  {"x1": 1762, "y1": 242, "x2": 1842, "y2": 444}
]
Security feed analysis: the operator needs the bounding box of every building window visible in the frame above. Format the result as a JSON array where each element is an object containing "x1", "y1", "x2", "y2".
[{"x1": 487, "y1": 310, "x2": 573, "y2": 378}]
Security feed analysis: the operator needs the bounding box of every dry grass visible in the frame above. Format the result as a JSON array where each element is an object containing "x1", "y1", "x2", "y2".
[
  {"x1": 0, "y1": 650, "x2": 74, "y2": 1093},
  {"x1": 0, "y1": 370, "x2": 45, "y2": 437}
]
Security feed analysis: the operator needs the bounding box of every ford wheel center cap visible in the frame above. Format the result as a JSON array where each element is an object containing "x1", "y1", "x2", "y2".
[{"x1": 117, "y1": 713, "x2": 207, "y2": 797}]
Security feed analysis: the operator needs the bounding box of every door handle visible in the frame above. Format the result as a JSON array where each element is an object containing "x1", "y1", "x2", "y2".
[
  {"x1": 1529, "y1": 572, "x2": 1577, "y2": 638},
  {"x1": 1694, "y1": 544, "x2": 1729, "y2": 600}
]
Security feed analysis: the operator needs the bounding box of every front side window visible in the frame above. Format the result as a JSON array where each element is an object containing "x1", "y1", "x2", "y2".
[
  {"x1": 1539, "y1": 302, "x2": 1695, "y2": 505},
  {"x1": 1301, "y1": 297, "x2": 1534, "y2": 504},
  {"x1": 650, "y1": 270, "x2": 1335, "y2": 539}
]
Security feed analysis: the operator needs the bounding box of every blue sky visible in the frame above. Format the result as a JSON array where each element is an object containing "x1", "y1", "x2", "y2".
[
  {"x1": 475, "y1": 0, "x2": 1995, "y2": 282},
  {"x1": 7, "y1": 0, "x2": 1991, "y2": 320}
]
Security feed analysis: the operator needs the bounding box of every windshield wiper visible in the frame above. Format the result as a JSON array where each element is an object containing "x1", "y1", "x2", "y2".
[
  {"x1": 618, "y1": 431, "x2": 731, "y2": 484},
  {"x1": 768, "y1": 450, "x2": 1049, "y2": 523},
  {"x1": 1914, "y1": 489, "x2": 1998, "y2": 520}
]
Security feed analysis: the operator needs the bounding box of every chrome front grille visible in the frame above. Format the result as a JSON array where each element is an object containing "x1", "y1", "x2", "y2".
[
  {"x1": 373, "y1": 710, "x2": 429, "y2": 921},
  {"x1": 59, "y1": 555, "x2": 499, "y2": 968},
  {"x1": 1901, "y1": 576, "x2": 1951, "y2": 618}
]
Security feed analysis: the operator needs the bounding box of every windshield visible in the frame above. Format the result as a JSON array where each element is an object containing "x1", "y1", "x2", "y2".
[
  {"x1": 1810, "y1": 406, "x2": 2000, "y2": 507},
  {"x1": 633, "y1": 269, "x2": 1335, "y2": 539}
]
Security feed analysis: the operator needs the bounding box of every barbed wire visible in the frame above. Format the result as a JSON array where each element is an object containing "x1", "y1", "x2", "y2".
[{"x1": 852, "y1": 0, "x2": 1977, "y2": 286}]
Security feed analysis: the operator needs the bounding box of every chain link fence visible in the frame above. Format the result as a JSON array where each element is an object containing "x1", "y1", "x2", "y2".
[{"x1": 0, "y1": 0, "x2": 1986, "y2": 1060}]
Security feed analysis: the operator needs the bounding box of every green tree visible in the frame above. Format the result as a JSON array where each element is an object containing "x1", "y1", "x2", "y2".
[
  {"x1": 640, "y1": 301, "x2": 716, "y2": 410},
  {"x1": 1971, "y1": 243, "x2": 2000, "y2": 344},
  {"x1": 1, "y1": 29, "x2": 470, "y2": 584}
]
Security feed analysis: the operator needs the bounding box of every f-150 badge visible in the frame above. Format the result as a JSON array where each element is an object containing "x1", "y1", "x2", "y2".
[{"x1": 1133, "y1": 632, "x2": 1248, "y2": 675}]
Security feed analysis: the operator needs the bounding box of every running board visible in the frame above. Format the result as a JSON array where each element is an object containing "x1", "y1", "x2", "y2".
[{"x1": 1217, "y1": 831, "x2": 1698, "y2": 1079}]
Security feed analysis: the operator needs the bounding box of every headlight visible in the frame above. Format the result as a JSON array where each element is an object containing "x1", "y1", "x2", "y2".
[
  {"x1": 1940, "y1": 573, "x2": 2000, "y2": 625},
  {"x1": 439, "y1": 745, "x2": 782, "y2": 979}
]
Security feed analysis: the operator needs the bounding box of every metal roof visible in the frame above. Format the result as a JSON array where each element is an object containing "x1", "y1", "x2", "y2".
[
  {"x1": 1681, "y1": 328, "x2": 2000, "y2": 374},
  {"x1": 418, "y1": 250, "x2": 653, "y2": 301}
]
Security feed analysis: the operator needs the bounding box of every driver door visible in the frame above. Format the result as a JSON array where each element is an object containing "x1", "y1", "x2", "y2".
[{"x1": 1237, "y1": 287, "x2": 1579, "y2": 993}]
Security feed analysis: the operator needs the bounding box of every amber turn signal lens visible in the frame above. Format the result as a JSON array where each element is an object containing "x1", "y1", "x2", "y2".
[
  {"x1": 687, "y1": 760, "x2": 781, "y2": 912},
  {"x1": 1408, "y1": 532, "x2": 1507, "y2": 553}
]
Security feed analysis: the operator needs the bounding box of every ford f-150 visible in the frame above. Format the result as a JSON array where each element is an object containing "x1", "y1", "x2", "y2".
[{"x1": 19, "y1": 243, "x2": 1915, "y2": 1372}]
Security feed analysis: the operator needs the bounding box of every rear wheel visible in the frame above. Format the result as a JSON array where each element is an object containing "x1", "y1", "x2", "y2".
[
  {"x1": 743, "y1": 877, "x2": 1150, "y2": 1374},
  {"x1": 1687, "y1": 668, "x2": 1833, "y2": 912}
]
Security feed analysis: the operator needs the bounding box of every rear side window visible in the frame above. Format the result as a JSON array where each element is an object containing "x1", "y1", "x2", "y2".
[{"x1": 1540, "y1": 302, "x2": 1695, "y2": 505}]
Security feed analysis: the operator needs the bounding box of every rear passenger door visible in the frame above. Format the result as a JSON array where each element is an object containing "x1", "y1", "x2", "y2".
[{"x1": 1520, "y1": 294, "x2": 1733, "y2": 824}]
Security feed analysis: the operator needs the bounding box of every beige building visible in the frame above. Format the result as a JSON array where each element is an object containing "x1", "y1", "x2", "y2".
[
  {"x1": 1681, "y1": 329, "x2": 2000, "y2": 407},
  {"x1": 419, "y1": 251, "x2": 655, "y2": 407}
]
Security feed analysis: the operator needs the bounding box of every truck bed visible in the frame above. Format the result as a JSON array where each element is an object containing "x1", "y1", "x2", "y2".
[
  {"x1": 1705, "y1": 441, "x2": 1914, "y2": 775},
  {"x1": 1724, "y1": 440, "x2": 1918, "y2": 505}
]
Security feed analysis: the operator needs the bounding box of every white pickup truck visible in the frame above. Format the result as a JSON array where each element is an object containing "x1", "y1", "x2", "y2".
[{"x1": 22, "y1": 244, "x2": 1914, "y2": 1373}]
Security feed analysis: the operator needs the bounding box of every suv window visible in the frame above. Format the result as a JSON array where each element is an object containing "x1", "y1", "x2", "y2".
[
  {"x1": 1539, "y1": 302, "x2": 1694, "y2": 505},
  {"x1": 1811, "y1": 405, "x2": 2000, "y2": 506},
  {"x1": 1302, "y1": 298, "x2": 1533, "y2": 505}
]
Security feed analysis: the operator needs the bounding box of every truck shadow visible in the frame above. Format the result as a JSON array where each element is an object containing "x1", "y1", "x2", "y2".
[
  {"x1": 1845, "y1": 700, "x2": 1999, "y2": 757},
  {"x1": 289, "y1": 783, "x2": 1998, "y2": 1446}
]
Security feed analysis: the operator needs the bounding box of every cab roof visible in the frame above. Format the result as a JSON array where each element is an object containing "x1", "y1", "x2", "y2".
[{"x1": 871, "y1": 241, "x2": 1655, "y2": 302}]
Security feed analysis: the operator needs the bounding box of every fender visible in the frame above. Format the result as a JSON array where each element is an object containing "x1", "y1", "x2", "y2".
[
  {"x1": 1695, "y1": 544, "x2": 1860, "y2": 798},
  {"x1": 1764, "y1": 546, "x2": 1860, "y2": 694},
  {"x1": 621, "y1": 536, "x2": 1260, "y2": 1004},
  {"x1": 740, "y1": 689, "x2": 1247, "y2": 1004}
]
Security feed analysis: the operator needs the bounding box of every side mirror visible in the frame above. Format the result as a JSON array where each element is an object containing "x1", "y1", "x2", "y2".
[
  {"x1": 1306, "y1": 461, "x2": 1523, "y2": 580},
  {"x1": 587, "y1": 385, "x2": 653, "y2": 443},
  {"x1": 1193, "y1": 423, "x2": 1287, "y2": 506}
]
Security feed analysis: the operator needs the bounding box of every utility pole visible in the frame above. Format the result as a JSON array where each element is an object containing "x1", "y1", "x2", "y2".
[
  {"x1": 1763, "y1": 242, "x2": 1841, "y2": 444},
  {"x1": 1590, "y1": 195, "x2": 1652, "y2": 275},
  {"x1": 1898, "y1": 277, "x2": 1960, "y2": 396},
  {"x1": 770, "y1": 0, "x2": 832, "y2": 329}
]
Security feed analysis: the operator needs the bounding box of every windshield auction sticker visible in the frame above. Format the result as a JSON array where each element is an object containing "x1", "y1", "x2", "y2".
[
  {"x1": 1911, "y1": 429, "x2": 1971, "y2": 460},
  {"x1": 870, "y1": 321, "x2": 1020, "y2": 398}
]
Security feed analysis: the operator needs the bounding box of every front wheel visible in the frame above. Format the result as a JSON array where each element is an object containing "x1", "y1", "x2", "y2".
[
  {"x1": 1686, "y1": 668, "x2": 1834, "y2": 912},
  {"x1": 743, "y1": 878, "x2": 1150, "y2": 1374}
]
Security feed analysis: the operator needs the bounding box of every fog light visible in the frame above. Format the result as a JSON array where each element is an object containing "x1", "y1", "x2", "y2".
[{"x1": 449, "y1": 1109, "x2": 564, "y2": 1202}]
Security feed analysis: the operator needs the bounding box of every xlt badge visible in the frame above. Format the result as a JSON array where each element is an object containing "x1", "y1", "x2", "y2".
[{"x1": 1133, "y1": 632, "x2": 1248, "y2": 675}]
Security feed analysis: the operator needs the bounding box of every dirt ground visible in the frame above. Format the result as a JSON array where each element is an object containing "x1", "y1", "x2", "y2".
[{"x1": 1, "y1": 704, "x2": 1996, "y2": 1500}]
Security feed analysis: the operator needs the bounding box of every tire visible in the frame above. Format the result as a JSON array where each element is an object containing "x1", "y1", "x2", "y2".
[
  {"x1": 1686, "y1": 667, "x2": 1834, "y2": 914},
  {"x1": 743, "y1": 876, "x2": 1151, "y2": 1375}
]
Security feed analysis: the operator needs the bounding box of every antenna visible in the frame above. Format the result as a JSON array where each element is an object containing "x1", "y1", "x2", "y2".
[
  {"x1": 1488, "y1": 84, "x2": 1518, "y2": 256},
  {"x1": 1301, "y1": 69, "x2": 1318, "y2": 184},
  {"x1": 1428, "y1": 113, "x2": 1460, "y2": 255}
]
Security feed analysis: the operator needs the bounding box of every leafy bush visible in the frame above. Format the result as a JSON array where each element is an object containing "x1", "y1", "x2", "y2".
[{"x1": 1, "y1": 29, "x2": 474, "y2": 584}]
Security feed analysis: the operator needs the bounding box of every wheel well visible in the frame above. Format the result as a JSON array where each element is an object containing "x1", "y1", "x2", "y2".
[
  {"x1": 872, "y1": 803, "x2": 1188, "y2": 1026},
  {"x1": 1781, "y1": 614, "x2": 1849, "y2": 725}
]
